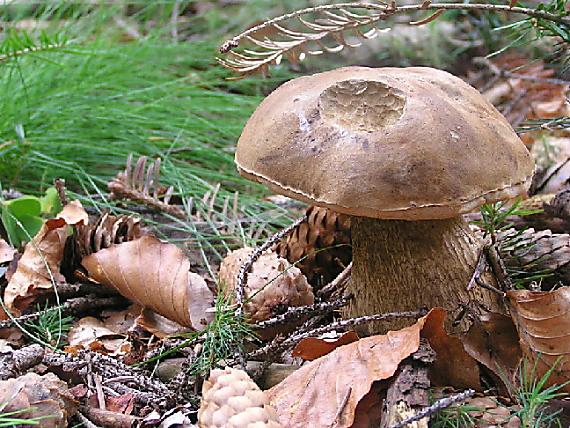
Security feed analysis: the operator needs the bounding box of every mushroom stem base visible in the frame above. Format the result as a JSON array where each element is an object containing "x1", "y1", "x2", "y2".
[{"x1": 347, "y1": 216, "x2": 501, "y2": 334}]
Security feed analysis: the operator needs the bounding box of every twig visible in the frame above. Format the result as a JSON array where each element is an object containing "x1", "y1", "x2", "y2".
[
  {"x1": 171, "y1": 0, "x2": 180, "y2": 43},
  {"x1": 475, "y1": 57, "x2": 570, "y2": 86},
  {"x1": 0, "y1": 296, "x2": 126, "y2": 329},
  {"x1": 387, "y1": 389, "x2": 475, "y2": 428},
  {"x1": 54, "y1": 178, "x2": 69, "y2": 206},
  {"x1": 486, "y1": 244, "x2": 513, "y2": 291},
  {"x1": 0, "y1": 344, "x2": 44, "y2": 380},
  {"x1": 249, "y1": 310, "x2": 426, "y2": 360},
  {"x1": 467, "y1": 246, "x2": 487, "y2": 291},
  {"x1": 252, "y1": 294, "x2": 351, "y2": 330},
  {"x1": 221, "y1": 2, "x2": 568, "y2": 53},
  {"x1": 317, "y1": 262, "x2": 352, "y2": 298},
  {"x1": 76, "y1": 412, "x2": 101, "y2": 428}
]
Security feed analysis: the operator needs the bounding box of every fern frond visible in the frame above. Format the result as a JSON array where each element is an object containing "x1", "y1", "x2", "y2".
[
  {"x1": 0, "y1": 30, "x2": 72, "y2": 64},
  {"x1": 219, "y1": 2, "x2": 570, "y2": 78}
]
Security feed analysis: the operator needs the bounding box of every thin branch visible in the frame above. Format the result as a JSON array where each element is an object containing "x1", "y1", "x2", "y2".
[
  {"x1": 219, "y1": 2, "x2": 569, "y2": 76},
  {"x1": 317, "y1": 262, "x2": 352, "y2": 298},
  {"x1": 252, "y1": 294, "x2": 351, "y2": 330},
  {"x1": 221, "y1": 2, "x2": 567, "y2": 52},
  {"x1": 249, "y1": 310, "x2": 426, "y2": 360},
  {"x1": 388, "y1": 389, "x2": 476, "y2": 428}
]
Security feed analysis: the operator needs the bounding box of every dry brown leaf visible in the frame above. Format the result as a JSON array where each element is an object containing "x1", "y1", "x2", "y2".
[
  {"x1": 135, "y1": 308, "x2": 193, "y2": 338},
  {"x1": 100, "y1": 305, "x2": 140, "y2": 335},
  {"x1": 66, "y1": 316, "x2": 130, "y2": 355},
  {"x1": 106, "y1": 393, "x2": 135, "y2": 415},
  {"x1": 3, "y1": 201, "x2": 88, "y2": 315},
  {"x1": 291, "y1": 331, "x2": 360, "y2": 361},
  {"x1": 468, "y1": 396, "x2": 521, "y2": 427},
  {"x1": 0, "y1": 238, "x2": 16, "y2": 264},
  {"x1": 56, "y1": 200, "x2": 88, "y2": 226},
  {"x1": 0, "y1": 372, "x2": 78, "y2": 428},
  {"x1": 421, "y1": 308, "x2": 482, "y2": 390},
  {"x1": 267, "y1": 312, "x2": 433, "y2": 428},
  {"x1": 508, "y1": 287, "x2": 570, "y2": 392},
  {"x1": 462, "y1": 313, "x2": 522, "y2": 393},
  {"x1": 82, "y1": 235, "x2": 214, "y2": 330}
]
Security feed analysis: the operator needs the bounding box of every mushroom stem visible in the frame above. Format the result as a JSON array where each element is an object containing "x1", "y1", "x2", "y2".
[{"x1": 347, "y1": 216, "x2": 502, "y2": 334}]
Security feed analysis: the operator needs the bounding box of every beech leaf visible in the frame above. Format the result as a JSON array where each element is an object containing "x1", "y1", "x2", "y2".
[
  {"x1": 421, "y1": 308, "x2": 482, "y2": 390},
  {"x1": 0, "y1": 238, "x2": 17, "y2": 264},
  {"x1": 291, "y1": 331, "x2": 359, "y2": 361},
  {"x1": 267, "y1": 311, "x2": 432, "y2": 428},
  {"x1": 508, "y1": 287, "x2": 570, "y2": 392},
  {"x1": 82, "y1": 235, "x2": 214, "y2": 330},
  {"x1": 3, "y1": 201, "x2": 87, "y2": 315}
]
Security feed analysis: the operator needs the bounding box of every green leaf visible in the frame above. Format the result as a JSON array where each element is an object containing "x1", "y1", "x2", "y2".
[
  {"x1": 39, "y1": 187, "x2": 62, "y2": 216},
  {"x1": 1, "y1": 196, "x2": 44, "y2": 247},
  {"x1": 5, "y1": 196, "x2": 41, "y2": 218}
]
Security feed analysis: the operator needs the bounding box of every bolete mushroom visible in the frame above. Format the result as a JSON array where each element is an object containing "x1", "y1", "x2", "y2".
[{"x1": 235, "y1": 67, "x2": 535, "y2": 333}]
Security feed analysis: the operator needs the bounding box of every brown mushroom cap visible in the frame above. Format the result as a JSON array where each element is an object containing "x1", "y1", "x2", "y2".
[{"x1": 235, "y1": 66, "x2": 535, "y2": 220}]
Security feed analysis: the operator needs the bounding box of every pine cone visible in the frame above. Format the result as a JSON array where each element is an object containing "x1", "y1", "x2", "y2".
[
  {"x1": 276, "y1": 206, "x2": 351, "y2": 289},
  {"x1": 76, "y1": 213, "x2": 142, "y2": 258},
  {"x1": 499, "y1": 227, "x2": 570, "y2": 289},
  {"x1": 219, "y1": 248, "x2": 314, "y2": 324},
  {"x1": 198, "y1": 367, "x2": 282, "y2": 428}
]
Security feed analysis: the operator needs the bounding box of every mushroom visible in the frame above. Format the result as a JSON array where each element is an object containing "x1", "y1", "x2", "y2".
[{"x1": 235, "y1": 67, "x2": 535, "y2": 333}]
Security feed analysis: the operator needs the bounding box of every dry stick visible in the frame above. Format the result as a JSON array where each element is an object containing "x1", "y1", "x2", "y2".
[
  {"x1": 0, "y1": 296, "x2": 126, "y2": 329},
  {"x1": 466, "y1": 246, "x2": 487, "y2": 291},
  {"x1": 220, "y1": 2, "x2": 568, "y2": 52},
  {"x1": 253, "y1": 294, "x2": 351, "y2": 330},
  {"x1": 317, "y1": 262, "x2": 352, "y2": 298},
  {"x1": 474, "y1": 57, "x2": 570, "y2": 86},
  {"x1": 249, "y1": 310, "x2": 426, "y2": 360},
  {"x1": 387, "y1": 389, "x2": 475, "y2": 428},
  {"x1": 0, "y1": 344, "x2": 44, "y2": 380},
  {"x1": 54, "y1": 178, "x2": 69, "y2": 206},
  {"x1": 486, "y1": 243, "x2": 513, "y2": 291}
]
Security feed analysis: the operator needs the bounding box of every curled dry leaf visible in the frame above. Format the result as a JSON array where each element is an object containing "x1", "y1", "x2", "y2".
[
  {"x1": 269, "y1": 308, "x2": 483, "y2": 427},
  {"x1": 0, "y1": 238, "x2": 16, "y2": 264},
  {"x1": 0, "y1": 372, "x2": 78, "y2": 428},
  {"x1": 4, "y1": 201, "x2": 88, "y2": 315},
  {"x1": 135, "y1": 307, "x2": 193, "y2": 338},
  {"x1": 421, "y1": 308, "x2": 482, "y2": 390},
  {"x1": 291, "y1": 331, "x2": 359, "y2": 361},
  {"x1": 508, "y1": 287, "x2": 570, "y2": 393},
  {"x1": 462, "y1": 313, "x2": 522, "y2": 394},
  {"x1": 267, "y1": 310, "x2": 431, "y2": 428},
  {"x1": 67, "y1": 316, "x2": 130, "y2": 355},
  {"x1": 82, "y1": 235, "x2": 214, "y2": 330}
]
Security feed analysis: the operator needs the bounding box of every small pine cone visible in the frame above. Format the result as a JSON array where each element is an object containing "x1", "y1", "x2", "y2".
[
  {"x1": 198, "y1": 367, "x2": 282, "y2": 428},
  {"x1": 499, "y1": 227, "x2": 570, "y2": 289},
  {"x1": 219, "y1": 247, "x2": 314, "y2": 324},
  {"x1": 76, "y1": 213, "x2": 142, "y2": 258},
  {"x1": 276, "y1": 206, "x2": 351, "y2": 289}
]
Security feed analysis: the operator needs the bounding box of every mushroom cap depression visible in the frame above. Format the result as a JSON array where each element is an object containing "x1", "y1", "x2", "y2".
[{"x1": 235, "y1": 67, "x2": 535, "y2": 220}]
